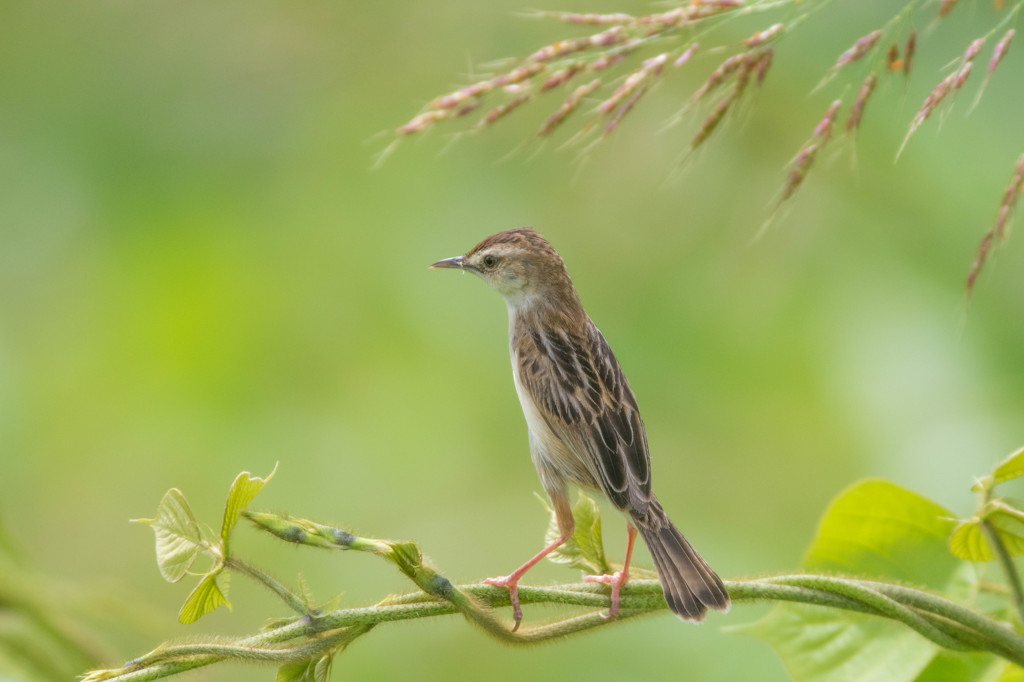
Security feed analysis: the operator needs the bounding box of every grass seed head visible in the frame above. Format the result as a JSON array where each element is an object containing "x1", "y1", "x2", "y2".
[
  {"x1": 835, "y1": 30, "x2": 883, "y2": 69},
  {"x1": 603, "y1": 85, "x2": 650, "y2": 136},
  {"x1": 963, "y1": 38, "x2": 985, "y2": 63},
  {"x1": 847, "y1": 74, "x2": 878, "y2": 133},
  {"x1": 996, "y1": 153, "x2": 1024, "y2": 239},
  {"x1": 953, "y1": 61, "x2": 973, "y2": 90},
  {"x1": 744, "y1": 23, "x2": 784, "y2": 48},
  {"x1": 694, "y1": 53, "x2": 746, "y2": 100},
  {"x1": 478, "y1": 93, "x2": 532, "y2": 127},
  {"x1": 556, "y1": 12, "x2": 634, "y2": 25},
  {"x1": 781, "y1": 142, "x2": 820, "y2": 202},
  {"x1": 691, "y1": 92, "x2": 736, "y2": 149},
  {"x1": 813, "y1": 99, "x2": 843, "y2": 142},
  {"x1": 989, "y1": 29, "x2": 1015, "y2": 75},
  {"x1": 597, "y1": 53, "x2": 667, "y2": 114},
  {"x1": 886, "y1": 44, "x2": 902, "y2": 71},
  {"x1": 675, "y1": 42, "x2": 699, "y2": 67},
  {"x1": 540, "y1": 63, "x2": 586, "y2": 92},
  {"x1": 904, "y1": 31, "x2": 916, "y2": 76},
  {"x1": 539, "y1": 79, "x2": 601, "y2": 136},
  {"x1": 398, "y1": 109, "x2": 452, "y2": 135},
  {"x1": 754, "y1": 47, "x2": 774, "y2": 84}
]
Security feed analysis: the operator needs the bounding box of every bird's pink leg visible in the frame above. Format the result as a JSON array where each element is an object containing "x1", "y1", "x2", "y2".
[
  {"x1": 585, "y1": 522, "x2": 638, "y2": 619},
  {"x1": 483, "y1": 530, "x2": 572, "y2": 631}
]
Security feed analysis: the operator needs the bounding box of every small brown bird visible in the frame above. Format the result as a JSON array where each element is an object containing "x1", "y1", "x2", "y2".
[{"x1": 432, "y1": 228, "x2": 729, "y2": 628}]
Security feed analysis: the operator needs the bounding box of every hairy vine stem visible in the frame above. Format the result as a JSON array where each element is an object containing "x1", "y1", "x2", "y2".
[{"x1": 84, "y1": 512, "x2": 1024, "y2": 681}]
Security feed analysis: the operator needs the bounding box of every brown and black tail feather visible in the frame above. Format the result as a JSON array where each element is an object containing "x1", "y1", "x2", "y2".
[{"x1": 635, "y1": 513, "x2": 730, "y2": 622}]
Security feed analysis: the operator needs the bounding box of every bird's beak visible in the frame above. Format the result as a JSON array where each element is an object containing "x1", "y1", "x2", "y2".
[{"x1": 430, "y1": 256, "x2": 465, "y2": 270}]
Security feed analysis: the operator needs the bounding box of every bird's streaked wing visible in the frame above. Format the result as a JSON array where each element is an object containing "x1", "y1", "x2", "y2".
[{"x1": 515, "y1": 322, "x2": 652, "y2": 513}]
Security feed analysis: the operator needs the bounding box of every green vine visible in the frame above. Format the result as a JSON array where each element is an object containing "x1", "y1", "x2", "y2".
[{"x1": 82, "y1": 452, "x2": 1024, "y2": 682}]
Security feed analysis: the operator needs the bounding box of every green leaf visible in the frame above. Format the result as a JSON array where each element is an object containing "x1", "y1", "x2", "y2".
[
  {"x1": 801, "y1": 480, "x2": 967, "y2": 589},
  {"x1": 914, "y1": 651, "x2": 1007, "y2": 682},
  {"x1": 221, "y1": 464, "x2": 277, "y2": 553},
  {"x1": 993, "y1": 448, "x2": 1024, "y2": 486},
  {"x1": 384, "y1": 541, "x2": 422, "y2": 579},
  {"x1": 988, "y1": 509, "x2": 1024, "y2": 557},
  {"x1": 734, "y1": 479, "x2": 978, "y2": 682},
  {"x1": 994, "y1": 662, "x2": 1024, "y2": 682},
  {"x1": 545, "y1": 492, "x2": 611, "y2": 576},
  {"x1": 275, "y1": 653, "x2": 332, "y2": 682},
  {"x1": 133, "y1": 488, "x2": 204, "y2": 583},
  {"x1": 277, "y1": 660, "x2": 315, "y2": 682},
  {"x1": 738, "y1": 601, "x2": 938, "y2": 682},
  {"x1": 313, "y1": 655, "x2": 332, "y2": 682},
  {"x1": 950, "y1": 519, "x2": 994, "y2": 562},
  {"x1": 950, "y1": 507, "x2": 1024, "y2": 562},
  {"x1": 178, "y1": 569, "x2": 230, "y2": 624}
]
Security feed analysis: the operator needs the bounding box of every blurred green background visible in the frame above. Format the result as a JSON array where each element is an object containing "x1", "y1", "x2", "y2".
[{"x1": 1, "y1": 0, "x2": 1022, "y2": 680}]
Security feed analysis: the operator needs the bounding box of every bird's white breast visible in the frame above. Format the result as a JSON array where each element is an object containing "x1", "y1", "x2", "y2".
[{"x1": 507, "y1": 322, "x2": 594, "y2": 492}]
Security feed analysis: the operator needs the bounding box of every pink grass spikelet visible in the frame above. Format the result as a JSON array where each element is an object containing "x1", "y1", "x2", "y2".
[
  {"x1": 846, "y1": 74, "x2": 877, "y2": 133},
  {"x1": 904, "y1": 31, "x2": 916, "y2": 76},
  {"x1": 953, "y1": 61, "x2": 973, "y2": 90},
  {"x1": 903, "y1": 61, "x2": 973, "y2": 153},
  {"x1": 603, "y1": 86, "x2": 649, "y2": 136},
  {"x1": 638, "y1": 8, "x2": 686, "y2": 27},
  {"x1": 429, "y1": 84, "x2": 489, "y2": 111},
  {"x1": 675, "y1": 42, "x2": 699, "y2": 67},
  {"x1": 813, "y1": 99, "x2": 843, "y2": 142},
  {"x1": 429, "y1": 63, "x2": 546, "y2": 110},
  {"x1": 691, "y1": 92, "x2": 736, "y2": 149},
  {"x1": 556, "y1": 12, "x2": 634, "y2": 25},
  {"x1": 529, "y1": 27, "x2": 625, "y2": 62},
  {"x1": 693, "y1": 0, "x2": 744, "y2": 8},
  {"x1": 589, "y1": 26, "x2": 626, "y2": 47},
  {"x1": 398, "y1": 109, "x2": 451, "y2": 135},
  {"x1": 694, "y1": 54, "x2": 746, "y2": 100},
  {"x1": 477, "y1": 93, "x2": 532, "y2": 127},
  {"x1": 456, "y1": 101, "x2": 481, "y2": 117},
  {"x1": 590, "y1": 39, "x2": 641, "y2": 71},
  {"x1": 529, "y1": 38, "x2": 588, "y2": 62},
  {"x1": 989, "y1": 29, "x2": 1015, "y2": 75},
  {"x1": 905, "y1": 66, "x2": 966, "y2": 125},
  {"x1": 996, "y1": 154, "x2": 1024, "y2": 240},
  {"x1": 966, "y1": 232, "x2": 994, "y2": 293},
  {"x1": 963, "y1": 38, "x2": 985, "y2": 63},
  {"x1": 744, "y1": 23, "x2": 783, "y2": 48},
  {"x1": 781, "y1": 143, "x2": 819, "y2": 202},
  {"x1": 539, "y1": 79, "x2": 600, "y2": 136},
  {"x1": 598, "y1": 53, "x2": 667, "y2": 113},
  {"x1": 778, "y1": 98, "x2": 843, "y2": 204},
  {"x1": 591, "y1": 53, "x2": 626, "y2": 71},
  {"x1": 834, "y1": 30, "x2": 883, "y2": 69},
  {"x1": 540, "y1": 63, "x2": 585, "y2": 92},
  {"x1": 496, "y1": 63, "x2": 547, "y2": 87},
  {"x1": 754, "y1": 48, "x2": 774, "y2": 84},
  {"x1": 967, "y1": 153, "x2": 1024, "y2": 293}
]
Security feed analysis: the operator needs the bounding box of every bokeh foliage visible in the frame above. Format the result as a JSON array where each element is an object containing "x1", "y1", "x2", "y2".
[{"x1": 0, "y1": 0, "x2": 1022, "y2": 680}]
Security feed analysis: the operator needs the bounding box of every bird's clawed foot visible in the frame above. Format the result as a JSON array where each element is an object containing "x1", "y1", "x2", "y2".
[
  {"x1": 585, "y1": 570, "x2": 629, "y2": 619},
  {"x1": 483, "y1": 574, "x2": 524, "y2": 631}
]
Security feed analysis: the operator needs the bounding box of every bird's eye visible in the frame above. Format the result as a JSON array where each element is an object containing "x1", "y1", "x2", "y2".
[{"x1": 483, "y1": 254, "x2": 497, "y2": 269}]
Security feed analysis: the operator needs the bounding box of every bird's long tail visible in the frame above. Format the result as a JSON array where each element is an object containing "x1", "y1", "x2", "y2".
[{"x1": 634, "y1": 505, "x2": 730, "y2": 622}]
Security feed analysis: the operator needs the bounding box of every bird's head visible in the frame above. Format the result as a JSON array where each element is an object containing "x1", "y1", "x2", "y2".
[{"x1": 431, "y1": 228, "x2": 575, "y2": 307}]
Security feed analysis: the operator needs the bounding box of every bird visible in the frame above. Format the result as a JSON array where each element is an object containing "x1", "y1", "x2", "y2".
[{"x1": 431, "y1": 227, "x2": 730, "y2": 629}]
